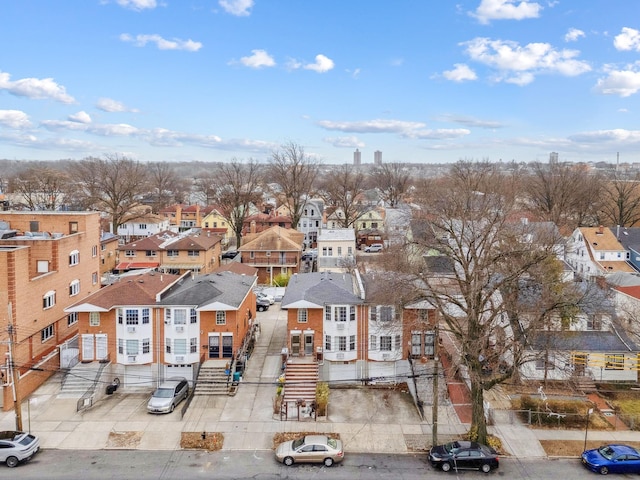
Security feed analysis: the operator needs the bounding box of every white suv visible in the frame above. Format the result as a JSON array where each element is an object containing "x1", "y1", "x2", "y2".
[{"x1": 364, "y1": 243, "x2": 383, "y2": 253}]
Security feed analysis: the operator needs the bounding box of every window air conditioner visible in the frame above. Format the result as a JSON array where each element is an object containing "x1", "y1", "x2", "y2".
[
  {"x1": 175, "y1": 326, "x2": 184, "y2": 333},
  {"x1": 127, "y1": 326, "x2": 136, "y2": 333},
  {"x1": 336, "y1": 353, "x2": 344, "y2": 360},
  {"x1": 336, "y1": 323, "x2": 345, "y2": 330},
  {"x1": 382, "y1": 353, "x2": 391, "y2": 360},
  {"x1": 175, "y1": 355, "x2": 185, "y2": 363},
  {"x1": 128, "y1": 355, "x2": 137, "y2": 362}
]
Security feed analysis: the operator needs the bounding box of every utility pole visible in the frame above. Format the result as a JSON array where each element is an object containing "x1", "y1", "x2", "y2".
[
  {"x1": 432, "y1": 320, "x2": 439, "y2": 447},
  {"x1": 7, "y1": 303, "x2": 23, "y2": 431}
]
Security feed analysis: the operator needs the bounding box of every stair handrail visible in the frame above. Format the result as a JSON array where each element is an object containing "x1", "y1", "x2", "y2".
[{"x1": 76, "y1": 358, "x2": 111, "y2": 412}]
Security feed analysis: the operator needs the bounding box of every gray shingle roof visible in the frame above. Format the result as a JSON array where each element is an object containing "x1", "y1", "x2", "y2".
[
  {"x1": 530, "y1": 329, "x2": 639, "y2": 352},
  {"x1": 158, "y1": 271, "x2": 254, "y2": 309},
  {"x1": 281, "y1": 272, "x2": 363, "y2": 307}
]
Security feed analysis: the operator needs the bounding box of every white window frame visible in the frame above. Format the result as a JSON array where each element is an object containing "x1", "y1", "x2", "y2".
[
  {"x1": 69, "y1": 250, "x2": 80, "y2": 266},
  {"x1": 90, "y1": 312, "x2": 100, "y2": 326},
  {"x1": 69, "y1": 279, "x2": 80, "y2": 296},
  {"x1": 43, "y1": 290, "x2": 56, "y2": 309},
  {"x1": 67, "y1": 312, "x2": 78, "y2": 327},
  {"x1": 216, "y1": 311, "x2": 226, "y2": 325},
  {"x1": 41, "y1": 324, "x2": 54, "y2": 342},
  {"x1": 297, "y1": 309, "x2": 308, "y2": 323}
]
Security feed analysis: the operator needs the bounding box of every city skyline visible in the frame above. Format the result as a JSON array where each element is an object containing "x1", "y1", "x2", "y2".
[{"x1": 1, "y1": 1, "x2": 639, "y2": 165}]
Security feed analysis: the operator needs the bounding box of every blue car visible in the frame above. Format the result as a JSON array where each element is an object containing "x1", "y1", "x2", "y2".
[{"x1": 582, "y1": 444, "x2": 640, "y2": 475}]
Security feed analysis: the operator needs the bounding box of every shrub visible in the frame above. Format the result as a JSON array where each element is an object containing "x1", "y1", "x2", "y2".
[{"x1": 316, "y1": 382, "x2": 330, "y2": 416}]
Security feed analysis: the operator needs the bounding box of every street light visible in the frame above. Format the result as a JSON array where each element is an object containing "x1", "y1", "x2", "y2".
[{"x1": 584, "y1": 407, "x2": 594, "y2": 452}]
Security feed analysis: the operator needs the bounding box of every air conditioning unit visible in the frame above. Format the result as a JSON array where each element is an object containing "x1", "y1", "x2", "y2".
[
  {"x1": 128, "y1": 355, "x2": 137, "y2": 362},
  {"x1": 336, "y1": 352, "x2": 344, "y2": 360},
  {"x1": 127, "y1": 326, "x2": 136, "y2": 333},
  {"x1": 382, "y1": 353, "x2": 391, "y2": 360},
  {"x1": 336, "y1": 323, "x2": 345, "y2": 330},
  {"x1": 175, "y1": 355, "x2": 185, "y2": 363},
  {"x1": 175, "y1": 326, "x2": 184, "y2": 333}
]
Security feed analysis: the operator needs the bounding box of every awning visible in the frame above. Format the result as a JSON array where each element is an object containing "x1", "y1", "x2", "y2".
[
  {"x1": 115, "y1": 262, "x2": 159, "y2": 270},
  {"x1": 158, "y1": 263, "x2": 204, "y2": 270}
]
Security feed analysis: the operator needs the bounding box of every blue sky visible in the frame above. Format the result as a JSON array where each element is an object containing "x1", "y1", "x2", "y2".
[{"x1": 1, "y1": 0, "x2": 640, "y2": 165}]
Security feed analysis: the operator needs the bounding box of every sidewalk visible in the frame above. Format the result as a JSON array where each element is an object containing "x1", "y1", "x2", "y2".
[{"x1": 1, "y1": 304, "x2": 637, "y2": 457}]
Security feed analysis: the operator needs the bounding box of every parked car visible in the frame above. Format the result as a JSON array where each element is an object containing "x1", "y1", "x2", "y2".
[
  {"x1": 364, "y1": 243, "x2": 383, "y2": 253},
  {"x1": 0, "y1": 431, "x2": 40, "y2": 468},
  {"x1": 275, "y1": 435, "x2": 344, "y2": 467},
  {"x1": 147, "y1": 377, "x2": 189, "y2": 414},
  {"x1": 257, "y1": 297, "x2": 270, "y2": 311},
  {"x1": 221, "y1": 250, "x2": 238, "y2": 260},
  {"x1": 582, "y1": 444, "x2": 640, "y2": 475},
  {"x1": 429, "y1": 440, "x2": 499, "y2": 473},
  {"x1": 257, "y1": 292, "x2": 275, "y2": 304},
  {"x1": 301, "y1": 249, "x2": 317, "y2": 261}
]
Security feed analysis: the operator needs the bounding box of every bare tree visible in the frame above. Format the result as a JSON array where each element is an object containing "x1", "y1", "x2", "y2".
[
  {"x1": 317, "y1": 164, "x2": 368, "y2": 228},
  {"x1": 411, "y1": 161, "x2": 578, "y2": 444},
  {"x1": 523, "y1": 162, "x2": 601, "y2": 230},
  {"x1": 597, "y1": 171, "x2": 640, "y2": 227},
  {"x1": 204, "y1": 158, "x2": 263, "y2": 247},
  {"x1": 147, "y1": 162, "x2": 190, "y2": 212},
  {"x1": 269, "y1": 141, "x2": 319, "y2": 228},
  {"x1": 370, "y1": 162, "x2": 410, "y2": 208},
  {"x1": 68, "y1": 155, "x2": 149, "y2": 233},
  {"x1": 11, "y1": 165, "x2": 69, "y2": 210}
]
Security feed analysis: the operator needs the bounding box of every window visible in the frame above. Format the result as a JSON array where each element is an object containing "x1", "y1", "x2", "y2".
[
  {"x1": 142, "y1": 308, "x2": 150, "y2": 324},
  {"x1": 138, "y1": 223, "x2": 147, "y2": 230},
  {"x1": 348, "y1": 247, "x2": 353, "y2": 255},
  {"x1": 325, "y1": 335, "x2": 331, "y2": 351},
  {"x1": 69, "y1": 279, "x2": 80, "y2": 296},
  {"x1": 92, "y1": 245, "x2": 98, "y2": 257},
  {"x1": 43, "y1": 291, "x2": 56, "y2": 309},
  {"x1": 69, "y1": 221, "x2": 78, "y2": 233},
  {"x1": 216, "y1": 311, "x2": 226, "y2": 325},
  {"x1": 536, "y1": 354, "x2": 555, "y2": 370},
  {"x1": 125, "y1": 250, "x2": 135, "y2": 257},
  {"x1": 90, "y1": 312, "x2": 100, "y2": 326},
  {"x1": 380, "y1": 336, "x2": 392, "y2": 351},
  {"x1": 371, "y1": 222, "x2": 378, "y2": 229},
  {"x1": 350, "y1": 306, "x2": 356, "y2": 321},
  {"x1": 41, "y1": 324, "x2": 54, "y2": 342},
  {"x1": 69, "y1": 250, "x2": 79, "y2": 266},
  {"x1": 190, "y1": 308, "x2": 197, "y2": 324},
  {"x1": 324, "y1": 306, "x2": 331, "y2": 321},
  {"x1": 599, "y1": 252, "x2": 605, "y2": 260},
  {"x1": 328, "y1": 247, "x2": 333, "y2": 256},
  {"x1": 297, "y1": 309, "x2": 308, "y2": 323},
  {"x1": 92, "y1": 272, "x2": 98, "y2": 285},
  {"x1": 370, "y1": 335, "x2": 377, "y2": 351},
  {"x1": 164, "y1": 309, "x2": 171, "y2": 324},
  {"x1": 126, "y1": 339, "x2": 138, "y2": 355},
  {"x1": 67, "y1": 312, "x2": 78, "y2": 327},
  {"x1": 101, "y1": 244, "x2": 106, "y2": 252},
  {"x1": 143, "y1": 338, "x2": 150, "y2": 354},
  {"x1": 174, "y1": 339, "x2": 187, "y2": 355},
  {"x1": 118, "y1": 339, "x2": 124, "y2": 354},
  {"x1": 338, "y1": 336, "x2": 347, "y2": 351},
  {"x1": 126, "y1": 309, "x2": 139, "y2": 325},
  {"x1": 145, "y1": 250, "x2": 157, "y2": 257},
  {"x1": 395, "y1": 334, "x2": 401, "y2": 350},
  {"x1": 117, "y1": 309, "x2": 124, "y2": 324},
  {"x1": 322, "y1": 247, "x2": 328, "y2": 257},
  {"x1": 337, "y1": 306, "x2": 347, "y2": 322},
  {"x1": 370, "y1": 307, "x2": 377, "y2": 322},
  {"x1": 380, "y1": 306, "x2": 394, "y2": 322},
  {"x1": 188, "y1": 250, "x2": 200, "y2": 257},
  {"x1": 165, "y1": 338, "x2": 171, "y2": 353},
  {"x1": 174, "y1": 309, "x2": 186, "y2": 325},
  {"x1": 605, "y1": 354, "x2": 624, "y2": 370},
  {"x1": 337, "y1": 247, "x2": 342, "y2": 256},
  {"x1": 190, "y1": 337, "x2": 198, "y2": 353},
  {"x1": 167, "y1": 250, "x2": 179, "y2": 257},
  {"x1": 587, "y1": 316, "x2": 602, "y2": 331},
  {"x1": 350, "y1": 335, "x2": 355, "y2": 351}
]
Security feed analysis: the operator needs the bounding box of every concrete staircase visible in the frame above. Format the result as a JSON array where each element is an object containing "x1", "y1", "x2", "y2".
[
  {"x1": 282, "y1": 361, "x2": 319, "y2": 405},
  {"x1": 194, "y1": 363, "x2": 231, "y2": 395},
  {"x1": 573, "y1": 375, "x2": 597, "y2": 394},
  {"x1": 58, "y1": 362, "x2": 104, "y2": 398}
]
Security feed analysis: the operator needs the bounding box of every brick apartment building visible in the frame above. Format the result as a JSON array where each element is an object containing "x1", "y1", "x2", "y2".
[{"x1": 0, "y1": 211, "x2": 101, "y2": 411}]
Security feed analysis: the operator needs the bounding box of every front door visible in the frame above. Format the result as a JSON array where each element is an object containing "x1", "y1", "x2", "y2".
[
  {"x1": 209, "y1": 335, "x2": 219, "y2": 358},
  {"x1": 95, "y1": 334, "x2": 108, "y2": 361},
  {"x1": 82, "y1": 334, "x2": 94, "y2": 361},
  {"x1": 222, "y1": 335, "x2": 233, "y2": 358},
  {"x1": 291, "y1": 334, "x2": 301, "y2": 355},
  {"x1": 304, "y1": 334, "x2": 314, "y2": 355}
]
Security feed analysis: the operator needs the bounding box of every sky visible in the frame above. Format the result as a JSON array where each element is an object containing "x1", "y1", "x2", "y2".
[{"x1": 1, "y1": 1, "x2": 640, "y2": 165}]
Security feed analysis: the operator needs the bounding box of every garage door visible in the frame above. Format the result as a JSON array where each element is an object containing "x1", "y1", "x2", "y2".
[
  {"x1": 164, "y1": 364, "x2": 194, "y2": 384},
  {"x1": 124, "y1": 365, "x2": 153, "y2": 388}
]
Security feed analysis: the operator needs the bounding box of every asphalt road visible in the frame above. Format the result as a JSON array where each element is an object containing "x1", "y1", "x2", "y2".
[{"x1": 1, "y1": 449, "x2": 596, "y2": 480}]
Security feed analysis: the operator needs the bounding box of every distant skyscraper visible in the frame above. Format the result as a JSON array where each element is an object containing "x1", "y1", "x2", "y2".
[
  {"x1": 549, "y1": 152, "x2": 558, "y2": 164},
  {"x1": 353, "y1": 148, "x2": 361, "y2": 166},
  {"x1": 374, "y1": 150, "x2": 382, "y2": 165}
]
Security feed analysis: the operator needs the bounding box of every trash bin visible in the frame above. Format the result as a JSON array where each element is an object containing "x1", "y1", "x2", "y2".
[
  {"x1": 233, "y1": 371, "x2": 241, "y2": 382},
  {"x1": 106, "y1": 384, "x2": 116, "y2": 395}
]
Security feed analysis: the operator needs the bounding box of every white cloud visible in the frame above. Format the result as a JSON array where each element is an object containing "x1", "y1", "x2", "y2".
[
  {"x1": 594, "y1": 64, "x2": 640, "y2": 97},
  {"x1": 115, "y1": 0, "x2": 157, "y2": 11},
  {"x1": 323, "y1": 136, "x2": 365, "y2": 148},
  {"x1": 461, "y1": 37, "x2": 591, "y2": 84},
  {"x1": 304, "y1": 54, "x2": 334, "y2": 73},
  {"x1": 565, "y1": 28, "x2": 585, "y2": 42},
  {"x1": 317, "y1": 118, "x2": 469, "y2": 140},
  {"x1": 472, "y1": 0, "x2": 543, "y2": 25},
  {"x1": 614, "y1": 27, "x2": 640, "y2": 52},
  {"x1": 68, "y1": 111, "x2": 92, "y2": 123},
  {"x1": 0, "y1": 110, "x2": 31, "y2": 129},
  {"x1": 219, "y1": 0, "x2": 254, "y2": 16},
  {"x1": 435, "y1": 114, "x2": 504, "y2": 129},
  {"x1": 0, "y1": 71, "x2": 75, "y2": 103},
  {"x1": 96, "y1": 97, "x2": 138, "y2": 113},
  {"x1": 442, "y1": 63, "x2": 477, "y2": 82},
  {"x1": 119, "y1": 33, "x2": 202, "y2": 51},
  {"x1": 237, "y1": 49, "x2": 276, "y2": 68},
  {"x1": 569, "y1": 129, "x2": 640, "y2": 145}
]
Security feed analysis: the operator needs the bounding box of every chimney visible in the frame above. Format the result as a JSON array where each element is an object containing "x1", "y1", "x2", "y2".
[{"x1": 598, "y1": 225, "x2": 604, "y2": 235}]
